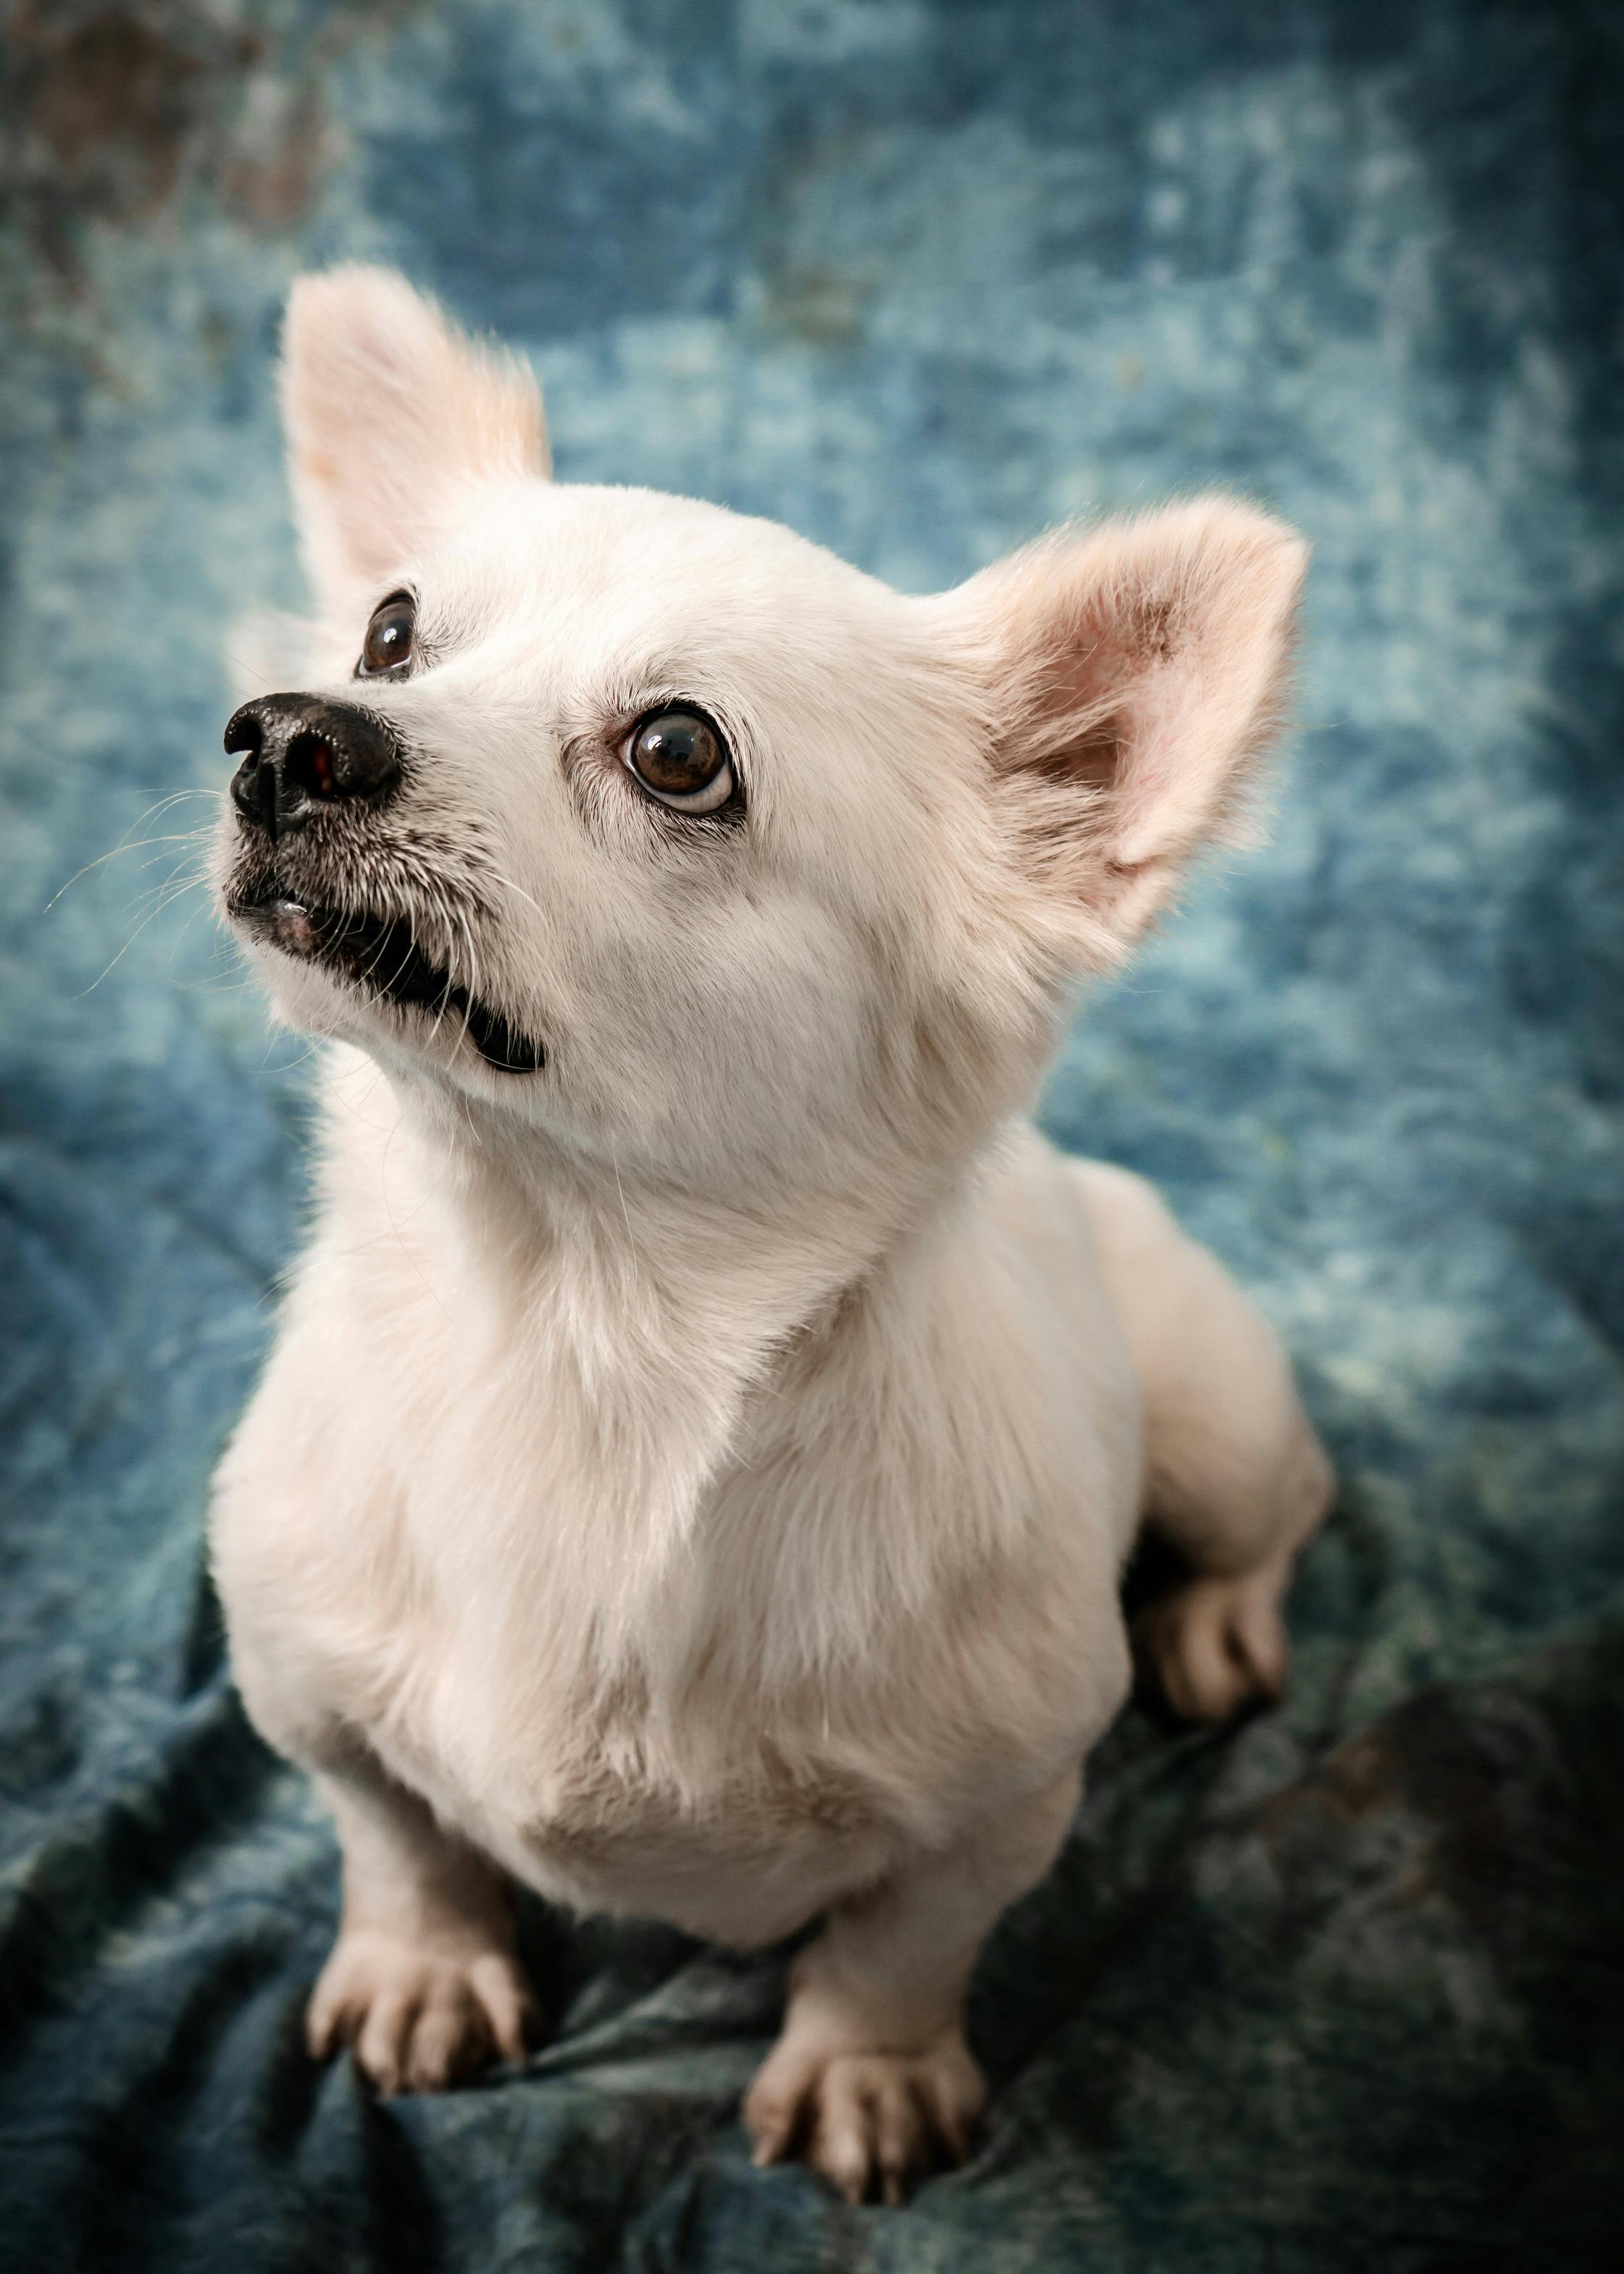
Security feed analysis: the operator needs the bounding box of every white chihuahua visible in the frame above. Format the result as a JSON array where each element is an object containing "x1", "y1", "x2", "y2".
[{"x1": 209, "y1": 269, "x2": 1331, "y2": 2204}]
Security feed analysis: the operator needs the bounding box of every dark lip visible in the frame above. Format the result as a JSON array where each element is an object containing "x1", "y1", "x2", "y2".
[{"x1": 232, "y1": 890, "x2": 544, "y2": 1074}]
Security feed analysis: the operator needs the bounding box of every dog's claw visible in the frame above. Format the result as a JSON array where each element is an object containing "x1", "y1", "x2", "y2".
[
  {"x1": 306, "y1": 1929, "x2": 541, "y2": 2093},
  {"x1": 1134, "y1": 1563, "x2": 1292, "y2": 1722},
  {"x1": 744, "y1": 2034, "x2": 984, "y2": 2204}
]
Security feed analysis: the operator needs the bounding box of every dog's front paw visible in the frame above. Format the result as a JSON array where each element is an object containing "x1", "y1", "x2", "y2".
[
  {"x1": 745, "y1": 2031, "x2": 984, "y2": 2204},
  {"x1": 1134, "y1": 1562, "x2": 1290, "y2": 1722},
  {"x1": 306, "y1": 1928, "x2": 541, "y2": 2094}
]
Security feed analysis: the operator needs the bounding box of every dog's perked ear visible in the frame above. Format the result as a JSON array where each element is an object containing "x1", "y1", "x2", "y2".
[
  {"x1": 950, "y1": 498, "x2": 1307, "y2": 966},
  {"x1": 281, "y1": 266, "x2": 549, "y2": 613}
]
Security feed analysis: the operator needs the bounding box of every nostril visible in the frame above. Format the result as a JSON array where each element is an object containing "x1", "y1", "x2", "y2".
[
  {"x1": 223, "y1": 706, "x2": 264, "y2": 759},
  {"x1": 283, "y1": 732, "x2": 340, "y2": 803}
]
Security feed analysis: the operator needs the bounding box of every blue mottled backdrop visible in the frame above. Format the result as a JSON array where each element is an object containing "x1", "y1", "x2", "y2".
[{"x1": 2, "y1": 3, "x2": 1622, "y2": 2267}]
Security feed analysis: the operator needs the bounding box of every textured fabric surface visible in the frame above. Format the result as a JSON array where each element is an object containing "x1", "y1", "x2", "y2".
[{"x1": 2, "y1": 4, "x2": 1622, "y2": 2267}]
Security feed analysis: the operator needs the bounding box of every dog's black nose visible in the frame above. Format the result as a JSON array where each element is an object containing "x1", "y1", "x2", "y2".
[{"x1": 225, "y1": 694, "x2": 403, "y2": 840}]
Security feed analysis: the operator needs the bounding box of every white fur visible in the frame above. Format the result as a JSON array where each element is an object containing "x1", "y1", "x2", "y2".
[{"x1": 209, "y1": 269, "x2": 1331, "y2": 2200}]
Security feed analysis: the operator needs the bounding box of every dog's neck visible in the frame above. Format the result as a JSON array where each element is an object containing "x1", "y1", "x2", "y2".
[
  {"x1": 334, "y1": 1055, "x2": 1030, "y2": 1675},
  {"x1": 389, "y1": 1067, "x2": 984, "y2": 1379}
]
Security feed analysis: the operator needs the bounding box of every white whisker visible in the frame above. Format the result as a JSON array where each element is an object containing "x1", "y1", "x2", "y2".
[
  {"x1": 453, "y1": 906, "x2": 482, "y2": 1061},
  {"x1": 487, "y1": 869, "x2": 544, "y2": 918},
  {"x1": 43, "y1": 798, "x2": 219, "y2": 911}
]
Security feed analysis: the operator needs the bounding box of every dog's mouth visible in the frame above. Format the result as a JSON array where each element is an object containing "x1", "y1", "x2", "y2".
[{"x1": 230, "y1": 889, "x2": 544, "y2": 1075}]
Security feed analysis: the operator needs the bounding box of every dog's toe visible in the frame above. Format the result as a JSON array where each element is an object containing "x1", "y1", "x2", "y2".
[
  {"x1": 306, "y1": 1930, "x2": 540, "y2": 2094},
  {"x1": 1135, "y1": 1564, "x2": 1290, "y2": 1723},
  {"x1": 745, "y1": 2033, "x2": 984, "y2": 2204}
]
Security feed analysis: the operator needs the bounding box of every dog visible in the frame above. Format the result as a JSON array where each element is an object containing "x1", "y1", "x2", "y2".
[{"x1": 208, "y1": 267, "x2": 1332, "y2": 2206}]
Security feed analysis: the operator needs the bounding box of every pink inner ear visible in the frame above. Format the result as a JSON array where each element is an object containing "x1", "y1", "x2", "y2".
[
  {"x1": 1008, "y1": 601, "x2": 1193, "y2": 883},
  {"x1": 1045, "y1": 595, "x2": 1191, "y2": 798},
  {"x1": 965, "y1": 498, "x2": 1308, "y2": 952}
]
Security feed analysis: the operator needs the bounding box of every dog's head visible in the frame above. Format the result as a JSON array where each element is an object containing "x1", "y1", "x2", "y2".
[{"x1": 219, "y1": 268, "x2": 1305, "y2": 1199}]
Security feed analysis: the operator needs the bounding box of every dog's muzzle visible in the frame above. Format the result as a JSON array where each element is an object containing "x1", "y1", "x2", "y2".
[{"x1": 220, "y1": 694, "x2": 545, "y2": 1077}]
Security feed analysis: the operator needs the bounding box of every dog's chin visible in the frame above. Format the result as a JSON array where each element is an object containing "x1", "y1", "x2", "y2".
[{"x1": 225, "y1": 879, "x2": 544, "y2": 1077}]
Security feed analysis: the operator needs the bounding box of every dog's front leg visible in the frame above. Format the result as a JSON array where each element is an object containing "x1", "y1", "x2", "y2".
[
  {"x1": 305, "y1": 1768, "x2": 540, "y2": 2094},
  {"x1": 745, "y1": 1768, "x2": 1079, "y2": 2204}
]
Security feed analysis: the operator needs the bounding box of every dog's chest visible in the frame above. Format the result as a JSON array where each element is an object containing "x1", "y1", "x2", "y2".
[
  {"x1": 240, "y1": 1116, "x2": 1126, "y2": 1944},
  {"x1": 370, "y1": 1598, "x2": 907, "y2": 1944}
]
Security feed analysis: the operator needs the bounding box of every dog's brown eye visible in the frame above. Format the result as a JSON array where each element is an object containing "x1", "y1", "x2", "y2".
[
  {"x1": 359, "y1": 594, "x2": 416, "y2": 677},
  {"x1": 623, "y1": 708, "x2": 735, "y2": 815}
]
